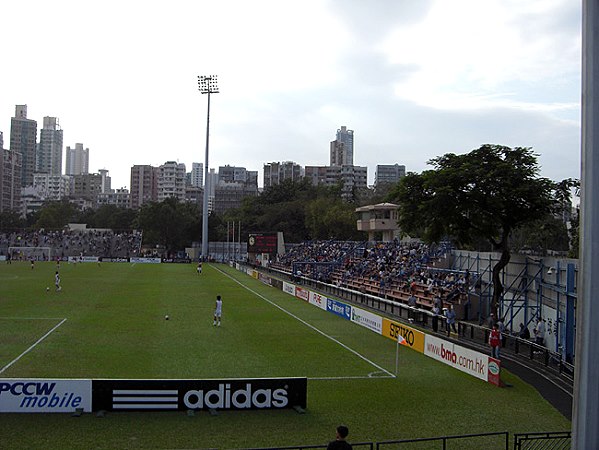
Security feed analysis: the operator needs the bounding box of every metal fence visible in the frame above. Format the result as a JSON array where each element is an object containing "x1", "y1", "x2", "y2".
[
  {"x1": 239, "y1": 443, "x2": 374, "y2": 450},
  {"x1": 513, "y1": 431, "x2": 571, "y2": 449},
  {"x1": 376, "y1": 432, "x2": 509, "y2": 450},
  {"x1": 235, "y1": 431, "x2": 571, "y2": 450}
]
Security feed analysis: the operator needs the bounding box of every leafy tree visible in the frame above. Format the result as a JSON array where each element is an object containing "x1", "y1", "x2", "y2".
[
  {"x1": 231, "y1": 179, "x2": 362, "y2": 242},
  {"x1": 78, "y1": 205, "x2": 137, "y2": 230},
  {"x1": 234, "y1": 179, "x2": 317, "y2": 241},
  {"x1": 35, "y1": 199, "x2": 79, "y2": 229},
  {"x1": 0, "y1": 210, "x2": 24, "y2": 231},
  {"x1": 305, "y1": 197, "x2": 362, "y2": 240},
  {"x1": 510, "y1": 215, "x2": 570, "y2": 255},
  {"x1": 554, "y1": 178, "x2": 580, "y2": 258},
  {"x1": 389, "y1": 145, "x2": 556, "y2": 316},
  {"x1": 136, "y1": 197, "x2": 201, "y2": 254}
]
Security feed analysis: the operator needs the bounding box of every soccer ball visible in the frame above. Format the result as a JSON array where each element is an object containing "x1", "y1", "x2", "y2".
[
  {"x1": 46, "y1": 287, "x2": 49, "y2": 292},
  {"x1": 165, "y1": 315, "x2": 169, "y2": 320}
]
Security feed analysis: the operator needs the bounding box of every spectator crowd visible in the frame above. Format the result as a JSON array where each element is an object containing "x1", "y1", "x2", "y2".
[{"x1": 0, "y1": 229, "x2": 143, "y2": 260}]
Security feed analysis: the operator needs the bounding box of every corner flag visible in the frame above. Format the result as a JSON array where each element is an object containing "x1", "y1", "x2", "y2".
[
  {"x1": 397, "y1": 334, "x2": 409, "y2": 346},
  {"x1": 395, "y1": 333, "x2": 408, "y2": 376}
]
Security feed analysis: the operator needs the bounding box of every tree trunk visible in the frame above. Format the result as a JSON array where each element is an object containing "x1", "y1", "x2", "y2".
[{"x1": 491, "y1": 240, "x2": 511, "y2": 318}]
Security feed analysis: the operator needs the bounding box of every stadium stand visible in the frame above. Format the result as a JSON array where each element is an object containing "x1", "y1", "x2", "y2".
[
  {"x1": 0, "y1": 229, "x2": 143, "y2": 260},
  {"x1": 272, "y1": 240, "x2": 470, "y2": 316},
  {"x1": 266, "y1": 240, "x2": 574, "y2": 419}
]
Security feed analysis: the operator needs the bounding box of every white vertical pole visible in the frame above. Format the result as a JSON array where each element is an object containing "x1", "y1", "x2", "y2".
[{"x1": 395, "y1": 336, "x2": 399, "y2": 376}]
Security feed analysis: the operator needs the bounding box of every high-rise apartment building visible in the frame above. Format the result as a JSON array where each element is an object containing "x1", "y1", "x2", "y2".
[
  {"x1": 33, "y1": 173, "x2": 71, "y2": 200},
  {"x1": 10, "y1": 105, "x2": 37, "y2": 187},
  {"x1": 65, "y1": 143, "x2": 89, "y2": 175},
  {"x1": 375, "y1": 164, "x2": 406, "y2": 186},
  {"x1": 218, "y1": 165, "x2": 257, "y2": 184},
  {"x1": 263, "y1": 161, "x2": 303, "y2": 188},
  {"x1": 0, "y1": 147, "x2": 22, "y2": 212},
  {"x1": 213, "y1": 181, "x2": 258, "y2": 215},
  {"x1": 97, "y1": 188, "x2": 130, "y2": 208},
  {"x1": 98, "y1": 169, "x2": 111, "y2": 193},
  {"x1": 330, "y1": 126, "x2": 354, "y2": 166},
  {"x1": 305, "y1": 164, "x2": 367, "y2": 201},
  {"x1": 190, "y1": 162, "x2": 203, "y2": 187},
  {"x1": 71, "y1": 173, "x2": 103, "y2": 203},
  {"x1": 129, "y1": 165, "x2": 158, "y2": 209},
  {"x1": 207, "y1": 168, "x2": 217, "y2": 213},
  {"x1": 157, "y1": 161, "x2": 186, "y2": 202},
  {"x1": 37, "y1": 117, "x2": 63, "y2": 176}
]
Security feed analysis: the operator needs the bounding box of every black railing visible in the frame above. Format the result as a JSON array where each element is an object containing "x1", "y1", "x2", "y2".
[
  {"x1": 513, "y1": 431, "x2": 571, "y2": 449},
  {"x1": 240, "y1": 443, "x2": 374, "y2": 450},
  {"x1": 231, "y1": 431, "x2": 572, "y2": 450},
  {"x1": 376, "y1": 431, "x2": 509, "y2": 449}
]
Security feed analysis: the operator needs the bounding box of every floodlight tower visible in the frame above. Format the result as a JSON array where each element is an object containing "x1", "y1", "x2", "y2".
[{"x1": 198, "y1": 75, "x2": 219, "y2": 260}]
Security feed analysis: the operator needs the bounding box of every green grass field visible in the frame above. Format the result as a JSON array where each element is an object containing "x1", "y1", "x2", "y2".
[{"x1": 0, "y1": 261, "x2": 570, "y2": 449}]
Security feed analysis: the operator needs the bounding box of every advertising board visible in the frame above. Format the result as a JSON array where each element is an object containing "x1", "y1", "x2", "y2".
[
  {"x1": 129, "y1": 257, "x2": 161, "y2": 264},
  {"x1": 381, "y1": 319, "x2": 425, "y2": 353},
  {"x1": 0, "y1": 379, "x2": 92, "y2": 413},
  {"x1": 351, "y1": 306, "x2": 382, "y2": 334},
  {"x1": 283, "y1": 281, "x2": 295, "y2": 296},
  {"x1": 92, "y1": 378, "x2": 307, "y2": 412},
  {"x1": 326, "y1": 299, "x2": 351, "y2": 320},
  {"x1": 424, "y1": 334, "x2": 489, "y2": 381},
  {"x1": 309, "y1": 292, "x2": 328, "y2": 310},
  {"x1": 295, "y1": 286, "x2": 309, "y2": 301}
]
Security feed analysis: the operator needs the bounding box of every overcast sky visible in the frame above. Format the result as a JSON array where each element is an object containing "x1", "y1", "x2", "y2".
[{"x1": 1, "y1": 0, "x2": 582, "y2": 189}]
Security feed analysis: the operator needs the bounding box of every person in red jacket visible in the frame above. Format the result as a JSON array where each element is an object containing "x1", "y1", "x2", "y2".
[{"x1": 489, "y1": 324, "x2": 501, "y2": 359}]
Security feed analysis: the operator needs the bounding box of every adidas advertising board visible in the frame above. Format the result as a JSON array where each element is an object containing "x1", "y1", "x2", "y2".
[
  {"x1": 92, "y1": 378, "x2": 307, "y2": 412},
  {"x1": 0, "y1": 379, "x2": 91, "y2": 413}
]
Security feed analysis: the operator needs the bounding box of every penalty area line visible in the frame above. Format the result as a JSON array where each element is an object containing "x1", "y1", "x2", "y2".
[
  {"x1": 0, "y1": 318, "x2": 67, "y2": 375},
  {"x1": 215, "y1": 266, "x2": 395, "y2": 379}
]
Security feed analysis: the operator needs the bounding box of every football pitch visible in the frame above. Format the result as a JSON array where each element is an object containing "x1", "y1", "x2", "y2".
[{"x1": 0, "y1": 261, "x2": 570, "y2": 449}]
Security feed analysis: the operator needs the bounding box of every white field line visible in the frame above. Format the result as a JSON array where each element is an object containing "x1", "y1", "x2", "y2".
[
  {"x1": 0, "y1": 318, "x2": 67, "y2": 374},
  {"x1": 215, "y1": 266, "x2": 395, "y2": 379},
  {"x1": 0, "y1": 317, "x2": 66, "y2": 320}
]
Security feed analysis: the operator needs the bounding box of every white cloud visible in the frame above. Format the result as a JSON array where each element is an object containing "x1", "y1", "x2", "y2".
[
  {"x1": 379, "y1": 0, "x2": 580, "y2": 111},
  {"x1": 0, "y1": 0, "x2": 582, "y2": 189}
]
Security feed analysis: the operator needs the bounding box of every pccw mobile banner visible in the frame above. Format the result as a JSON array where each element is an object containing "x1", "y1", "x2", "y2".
[
  {"x1": 92, "y1": 377, "x2": 307, "y2": 412},
  {"x1": 0, "y1": 379, "x2": 92, "y2": 413}
]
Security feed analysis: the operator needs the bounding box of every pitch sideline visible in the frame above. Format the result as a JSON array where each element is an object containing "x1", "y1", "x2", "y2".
[
  {"x1": 214, "y1": 265, "x2": 395, "y2": 380},
  {"x1": 0, "y1": 318, "x2": 67, "y2": 375}
]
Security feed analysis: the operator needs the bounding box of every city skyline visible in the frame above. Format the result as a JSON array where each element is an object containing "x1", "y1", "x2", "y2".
[
  {"x1": 1, "y1": 104, "x2": 397, "y2": 189},
  {"x1": 1, "y1": 1, "x2": 581, "y2": 189}
]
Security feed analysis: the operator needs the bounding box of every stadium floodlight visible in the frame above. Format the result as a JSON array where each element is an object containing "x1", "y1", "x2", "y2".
[{"x1": 198, "y1": 75, "x2": 219, "y2": 260}]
